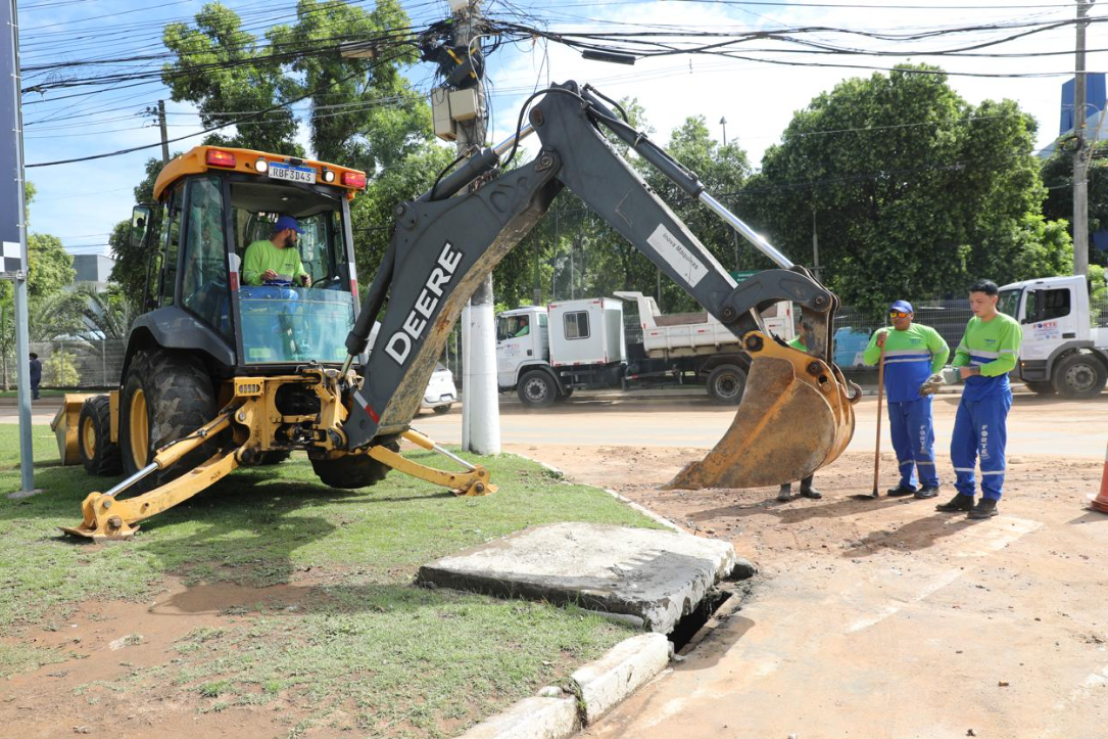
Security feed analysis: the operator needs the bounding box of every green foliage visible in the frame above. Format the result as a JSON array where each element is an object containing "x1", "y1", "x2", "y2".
[
  {"x1": 26, "y1": 234, "x2": 75, "y2": 298},
  {"x1": 1040, "y1": 139, "x2": 1108, "y2": 265},
  {"x1": 742, "y1": 64, "x2": 1066, "y2": 319},
  {"x1": 41, "y1": 350, "x2": 79, "y2": 387},
  {"x1": 109, "y1": 157, "x2": 168, "y2": 300},
  {"x1": 162, "y1": 3, "x2": 301, "y2": 154}
]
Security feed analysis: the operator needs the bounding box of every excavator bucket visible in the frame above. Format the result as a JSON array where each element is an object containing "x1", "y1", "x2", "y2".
[{"x1": 666, "y1": 333, "x2": 858, "y2": 490}]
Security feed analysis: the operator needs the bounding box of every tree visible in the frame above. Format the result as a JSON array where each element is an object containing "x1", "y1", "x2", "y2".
[
  {"x1": 742, "y1": 64, "x2": 1070, "y2": 319},
  {"x1": 0, "y1": 183, "x2": 76, "y2": 388},
  {"x1": 1041, "y1": 138, "x2": 1108, "y2": 266}
]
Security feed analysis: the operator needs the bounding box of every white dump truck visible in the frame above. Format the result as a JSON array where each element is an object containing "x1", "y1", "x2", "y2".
[
  {"x1": 998, "y1": 274, "x2": 1108, "y2": 398},
  {"x1": 496, "y1": 294, "x2": 795, "y2": 406}
]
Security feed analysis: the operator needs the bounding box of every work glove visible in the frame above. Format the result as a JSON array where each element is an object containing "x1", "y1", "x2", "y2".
[{"x1": 918, "y1": 372, "x2": 946, "y2": 397}]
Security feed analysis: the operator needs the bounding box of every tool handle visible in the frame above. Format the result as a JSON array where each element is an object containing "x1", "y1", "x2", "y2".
[{"x1": 873, "y1": 339, "x2": 887, "y2": 495}]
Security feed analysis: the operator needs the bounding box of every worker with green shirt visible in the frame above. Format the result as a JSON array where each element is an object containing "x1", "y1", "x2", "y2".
[
  {"x1": 242, "y1": 215, "x2": 312, "y2": 287},
  {"x1": 863, "y1": 300, "x2": 950, "y2": 499},
  {"x1": 936, "y1": 279, "x2": 1023, "y2": 519},
  {"x1": 778, "y1": 324, "x2": 823, "y2": 502}
]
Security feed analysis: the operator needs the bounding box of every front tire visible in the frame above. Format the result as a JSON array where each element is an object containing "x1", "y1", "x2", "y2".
[
  {"x1": 79, "y1": 395, "x2": 122, "y2": 476},
  {"x1": 707, "y1": 364, "x2": 747, "y2": 405},
  {"x1": 1052, "y1": 353, "x2": 1107, "y2": 399},
  {"x1": 118, "y1": 350, "x2": 220, "y2": 493},
  {"x1": 517, "y1": 370, "x2": 557, "y2": 408},
  {"x1": 432, "y1": 404, "x2": 452, "y2": 415}
]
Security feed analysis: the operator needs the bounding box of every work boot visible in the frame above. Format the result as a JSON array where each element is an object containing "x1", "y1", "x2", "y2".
[
  {"x1": 936, "y1": 494, "x2": 974, "y2": 513},
  {"x1": 777, "y1": 484, "x2": 792, "y2": 502},
  {"x1": 968, "y1": 498, "x2": 999, "y2": 520},
  {"x1": 887, "y1": 485, "x2": 916, "y2": 497},
  {"x1": 914, "y1": 486, "x2": 940, "y2": 500},
  {"x1": 800, "y1": 485, "x2": 823, "y2": 500}
]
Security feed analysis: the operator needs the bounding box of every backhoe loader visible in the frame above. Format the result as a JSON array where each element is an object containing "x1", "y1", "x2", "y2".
[{"x1": 53, "y1": 81, "x2": 859, "y2": 541}]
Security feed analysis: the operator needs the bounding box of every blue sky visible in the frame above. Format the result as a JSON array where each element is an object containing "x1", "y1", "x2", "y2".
[{"x1": 17, "y1": 0, "x2": 1106, "y2": 260}]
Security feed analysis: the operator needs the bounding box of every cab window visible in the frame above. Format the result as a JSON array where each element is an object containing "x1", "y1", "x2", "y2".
[
  {"x1": 1024, "y1": 288, "x2": 1071, "y2": 323},
  {"x1": 157, "y1": 184, "x2": 183, "y2": 306},
  {"x1": 181, "y1": 176, "x2": 232, "y2": 338}
]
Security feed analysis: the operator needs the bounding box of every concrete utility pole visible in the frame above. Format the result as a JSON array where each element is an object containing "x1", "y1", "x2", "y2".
[
  {"x1": 157, "y1": 100, "x2": 169, "y2": 165},
  {"x1": 2, "y1": 0, "x2": 36, "y2": 496},
  {"x1": 1073, "y1": 0, "x2": 1095, "y2": 276},
  {"x1": 454, "y1": 0, "x2": 500, "y2": 455}
]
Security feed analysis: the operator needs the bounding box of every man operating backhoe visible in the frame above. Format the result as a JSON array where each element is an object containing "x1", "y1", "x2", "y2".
[{"x1": 242, "y1": 214, "x2": 312, "y2": 287}]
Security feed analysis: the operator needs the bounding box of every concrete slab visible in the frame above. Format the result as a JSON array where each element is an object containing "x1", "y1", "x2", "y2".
[
  {"x1": 455, "y1": 696, "x2": 579, "y2": 739},
  {"x1": 417, "y1": 522, "x2": 740, "y2": 633}
]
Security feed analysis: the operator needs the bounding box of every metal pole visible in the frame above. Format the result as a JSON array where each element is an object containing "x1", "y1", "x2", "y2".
[
  {"x1": 5, "y1": 0, "x2": 34, "y2": 495},
  {"x1": 455, "y1": 0, "x2": 499, "y2": 456},
  {"x1": 1073, "y1": 0, "x2": 1093, "y2": 276},
  {"x1": 812, "y1": 207, "x2": 821, "y2": 282},
  {"x1": 720, "y1": 116, "x2": 727, "y2": 147},
  {"x1": 158, "y1": 100, "x2": 169, "y2": 165}
]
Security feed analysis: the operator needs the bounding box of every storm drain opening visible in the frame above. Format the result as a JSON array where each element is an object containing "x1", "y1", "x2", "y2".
[{"x1": 668, "y1": 588, "x2": 734, "y2": 653}]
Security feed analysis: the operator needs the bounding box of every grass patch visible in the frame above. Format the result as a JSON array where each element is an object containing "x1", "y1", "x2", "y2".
[{"x1": 0, "y1": 423, "x2": 659, "y2": 736}]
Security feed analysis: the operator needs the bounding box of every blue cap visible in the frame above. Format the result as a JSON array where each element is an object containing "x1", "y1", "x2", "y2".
[
  {"x1": 273, "y1": 215, "x2": 303, "y2": 234},
  {"x1": 890, "y1": 300, "x2": 913, "y2": 314}
]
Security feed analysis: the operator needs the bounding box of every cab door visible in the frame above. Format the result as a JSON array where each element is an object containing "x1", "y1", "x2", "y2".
[{"x1": 496, "y1": 313, "x2": 535, "y2": 387}]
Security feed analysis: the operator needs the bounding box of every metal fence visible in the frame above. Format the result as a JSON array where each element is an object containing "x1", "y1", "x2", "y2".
[{"x1": 15, "y1": 338, "x2": 126, "y2": 390}]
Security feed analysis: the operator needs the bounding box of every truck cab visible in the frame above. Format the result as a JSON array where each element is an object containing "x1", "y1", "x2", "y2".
[
  {"x1": 496, "y1": 306, "x2": 550, "y2": 389},
  {"x1": 998, "y1": 274, "x2": 1108, "y2": 398}
]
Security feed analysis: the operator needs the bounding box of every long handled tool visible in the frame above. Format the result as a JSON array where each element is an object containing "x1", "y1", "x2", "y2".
[{"x1": 871, "y1": 337, "x2": 888, "y2": 498}]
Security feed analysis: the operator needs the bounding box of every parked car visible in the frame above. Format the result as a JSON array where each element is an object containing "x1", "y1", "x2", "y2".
[{"x1": 422, "y1": 362, "x2": 457, "y2": 414}]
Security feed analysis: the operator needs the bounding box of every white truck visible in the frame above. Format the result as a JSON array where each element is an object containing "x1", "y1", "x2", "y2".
[
  {"x1": 496, "y1": 294, "x2": 795, "y2": 407},
  {"x1": 497, "y1": 298, "x2": 627, "y2": 407},
  {"x1": 998, "y1": 274, "x2": 1108, "y2": 398}
]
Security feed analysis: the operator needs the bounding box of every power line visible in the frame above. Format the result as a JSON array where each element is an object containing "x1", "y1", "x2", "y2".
[{"x1": 26, "y1": 48, "x2": 411, "y2": 168}]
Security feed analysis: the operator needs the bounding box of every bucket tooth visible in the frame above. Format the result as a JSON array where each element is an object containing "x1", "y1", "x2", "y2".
[{"x1": 665, "y1": 332, "x2": 857, "y2": 490}]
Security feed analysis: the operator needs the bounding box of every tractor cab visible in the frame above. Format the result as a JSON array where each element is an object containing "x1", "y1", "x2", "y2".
[{"x1": 134, "y1": 146, "x2": 367, "y2": 370}]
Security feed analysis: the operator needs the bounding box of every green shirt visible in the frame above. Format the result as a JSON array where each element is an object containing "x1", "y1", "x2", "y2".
[
  {"x1": 951, "y1": 312, "x2": 1022, "y2": 401},
  {"x1": 242, "y1": 239, "x2": 307, "y2": 286},
  {"x1": 863, "y1": 324, "x2": 949, "y2": 373},
  {"x1": 863, "y1": 323, "x2": 950, "y2": 403},
  {"x1": 787, "y1": 336, "x2": 806, "y2": 351}
]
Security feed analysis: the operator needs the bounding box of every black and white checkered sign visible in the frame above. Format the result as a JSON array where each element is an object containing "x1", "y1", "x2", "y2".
[{"x1": 1, "y1": 242, "x2": 21, "y2": 274}]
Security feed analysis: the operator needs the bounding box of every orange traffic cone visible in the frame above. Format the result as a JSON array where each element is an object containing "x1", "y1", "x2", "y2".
[{"x1": 1089, "y1": 441, "x2": 1108, "y2": 514}]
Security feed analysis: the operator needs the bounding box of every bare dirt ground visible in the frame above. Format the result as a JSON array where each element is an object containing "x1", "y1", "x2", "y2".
[{"x1": 515, "y1": 444, "x2": 1108, "y2": 739}]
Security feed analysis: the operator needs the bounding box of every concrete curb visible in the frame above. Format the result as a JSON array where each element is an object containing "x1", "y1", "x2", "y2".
[{"x1": 456, "y1": 634, "x2": 673, "y2": 739}]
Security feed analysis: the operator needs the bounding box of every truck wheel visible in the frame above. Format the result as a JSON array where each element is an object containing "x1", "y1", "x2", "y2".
[
  {"x1": 311, "y1": 438, "x2": 398, "y2": 489},
  {"x1": 118, "y1": 350, "x2": 220, "y2": 494},
  {"x1": 1023, "y1": 381, "x2": 1055, "y2": 396},
  {"x1": 517, "y1": 370, "x2": 557, "y2": 408},
  {"x1": 78, "y1": 395, "x2": 122, "y2": 477},
  {"x1": 1052, "y1": 353, "x2": 1107, "y2": 399},
  {"x1": 707, "y1": 364, "x2": 747, "y2": 405}
]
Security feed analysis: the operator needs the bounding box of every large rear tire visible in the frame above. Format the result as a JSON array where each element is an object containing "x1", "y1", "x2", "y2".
[
  {"x1": 707, "y1": 364, "x2": 747, "y2": 405},
  {"x1": 78, "y1": 395, "x2": 122, "y2": 477},
  {"x1": 1052, "y1": 353, "x2": 1107, "y2": 399},
  {"x1": 311, "y1": 438, "x2": 399, "y2": 489},
  {"x1": 118, "y1": 350, "x2": 220, "y2": 493}
]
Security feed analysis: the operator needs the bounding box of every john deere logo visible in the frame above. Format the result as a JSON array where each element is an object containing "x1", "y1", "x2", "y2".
[{"x1": 385, "y1": 242, "x2": 463, "y2": 365}]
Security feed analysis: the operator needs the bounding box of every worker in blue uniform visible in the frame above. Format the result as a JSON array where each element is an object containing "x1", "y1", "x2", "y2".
[
  {"x1": 863, "y1": 300, "x2": 950, "y2": 499},
  {"x1": 936, "y1": 280, "x2": 1023, "y2": 519}
]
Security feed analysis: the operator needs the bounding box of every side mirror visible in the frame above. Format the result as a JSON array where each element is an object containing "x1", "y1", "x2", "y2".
[{"x1": 131, "y1": 205, "x2": 152, "y2": 249}]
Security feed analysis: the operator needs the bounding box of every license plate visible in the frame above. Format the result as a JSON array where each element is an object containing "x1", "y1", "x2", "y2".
[{"x1": 268, "y1": 163, "x2": 316, "y2": 184}]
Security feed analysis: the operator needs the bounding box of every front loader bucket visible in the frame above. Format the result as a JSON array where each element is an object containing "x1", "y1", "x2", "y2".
[{"x1": 666, "y1": 332, "x2": 858, "y2": 490}]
